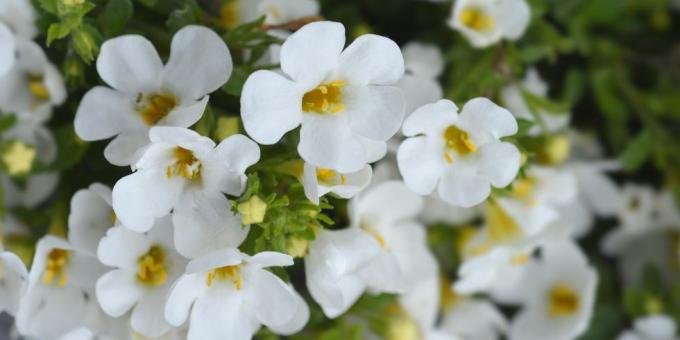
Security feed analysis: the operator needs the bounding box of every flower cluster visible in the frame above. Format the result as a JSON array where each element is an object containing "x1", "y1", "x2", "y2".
[{"x1": 1, "y1": 0, "x2": 680, "y2": 340}]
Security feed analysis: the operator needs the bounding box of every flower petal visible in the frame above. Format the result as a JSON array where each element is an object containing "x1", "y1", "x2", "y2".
[
  {"x1": 202, "y1": 134, "x2": 260, "y2": 196},
  {"x1": 97, "y1": 225, "x2": 151, "y2": 269},
  {"x1": 68, "y1": 186, "x2": 114, "y2": 256},
  {"x1": 438, "y1": 166, "x2": 490, "y2": 208},
  {"x1": 96, "y1": 269, "x2": 144, "y2": 317},
  {"x1": 299, "y1": 114, "x2": 366, "y2": 173},
  {"x1": 74, "y1": 86, "x2": 144, "y2": 141},
  {"x1": 280, "y1": 21, "x2": 345, "y2": 83},
  {"x1": 0, "y1": 23, "x2": 15, "y2": 76},
  {"x1": 164, "y1": 273, "x2": 206, "y2": 326},
  {"x1": 266, "y1": 285, "x2": 310, "y2": 335},
  {"x1": 96, "y1": 35, "x2": 162, "y2": 94},
  {"x1": 189, "y1": 292, "x2": 260, "y2": 340},
  {"x1": 475, "y1": 142, "x2": 521, "y2": 188},
  {"x1": 245, "y1": 267, "x2": 297, "y2": 327},
  {"x1": 161, "y1": 95, "x2": 209, "y2": 128},
  {"x1": 131, "y1": 288, "x2": 172, "y2": 337},
  {"x1": 402, "y1": 99, "x2": 458, "y2": 137},
  {"x1": 338, "y1": 34, "x2": 404, "y2": 85},
  {"x1": 346, "y1": 85, "x2": 404, "y2": 141},
  {"x1": 456, "y1": 98, "x2": 518, "y2": 144},
  {"x1": 104, "y1": 130, "x2": 150, "y2": 167},
  {"x1": 356, "y1": 181, "x2": 424, "y2": 225}
]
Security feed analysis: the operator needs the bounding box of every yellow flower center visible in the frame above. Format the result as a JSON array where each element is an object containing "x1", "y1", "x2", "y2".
[
  {"x1": 2, "y1": 140, "x2": 36, "y2": 176},
  {"x1": 512, "y1": 176, "x2": 538, "y2": 206},
  {"x1": 42, "y1": 249, "x2": 70, "y2": 286},
  {"x1": 316, "y1": 168, "x2": 346, "y2": 186},
  {"x1": 137, "y1": 246, "x2": 167, "y2": 286},
  {"x1": 219, "y1": 0, "x2": 240, "y2": 29},
  {"x1": 302, "y1": 80, "x2": 346, "y2": 114},
  {"x1": 206, "y1": 265, "x2": 242, "y2": 290},
  {"x1": 28, "y1": 76, "x2": 50, "y2": 101},
  {"x1": 459, "y1": 7, "x2": 495, "y2": 32},
  {"x1": 167, "y1": 147, "x2": 201, "y2": 180},
  {"x1": 443, "y1": 125, "x2": 477, "y2": 164},
  {"x1": 548, "y1": 283, "x2": 580, "y2": 318},
  {"x1": 136, "y1": 93, "x2": 177, "y2": 126}
]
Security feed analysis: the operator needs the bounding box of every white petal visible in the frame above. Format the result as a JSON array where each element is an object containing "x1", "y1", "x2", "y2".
[
  {"x1": 498, "y1": 0, "x2": 531, "y2": 40},
  {"x1": 104, "y1": 130, "x2": 150, "y2": 166},
  {"x1": 164, "y1": 273, "x2": 205, "y2": 326},
  {"x1": 96, "y1": 35, "x2": 162, "y2": 94},
  {"x1": 280, "y1": 21, "x2": 345, "y2": 83},
  {"x1": 397, "y1": 136, "x2": 445, "y2": 195},
  {"x1": 203, "y1": 134, "x2": 260, "y2": 196},
  {"x1": 96, "y1": 269, "x2": 144, "y2": 317},
  {"x1": 241, "y1": 70, "x2": 303, "y2": 145},
  {"x1": 97, "y1": 225, "x2": 151, "y2": 269},
  {"x1": 402, "y1": 42, "x2": 444, "y2": 79},
  {"x1": 346, "y1": 85, "x2": 404, "y2": 141},
  {"x1": 246, "y1": 268, "x2": 297, "y2": 327},
  {"x1": 309, "y1": 228, "x2": 380, "y2": 278},
  {"x1": 396, "y1": 74, "x2": 444, "y2": 116},
  {"x1": 162, "y1": 26, "x2": 233, "y2": 101},
  {"x1": 68, "y1": 186, "x2": 114, "y2": 256},
  {"x1": 325, "y1": 165, "x2": 372, "y2": 199},
  {"x1": 43, "y1": 63, "x2": 66, "y2": 106},
  {"x1": 356, "y1": 181, "x2": 424, "y2": 224},
  {"x1": 0, "y1": 23, "x2": 15, "y2": 76},
  {"x1": 188, "y1": 292, "x2": 260, "y2": 340},
  {"x1": 17, "y1": 172, "x2": 59, "y2": 208},
  {"x1": 457, "y1": 98, "x2": 518, "y2": 145},
  {"x1": 0, "y1": 251, "x2": 28, "y2": 315},
  {"x1": 402, "y1": 99, "x2": 458, "y2": 137},
  {"x1": 357, "y1": 251, "x2": 405, "y2": 293},
  {"x1": 173, "y1": 191, "x2": 248, "y2": 259},
  {"x1": 358, "y1": 135, "x2": 387, "y2": 163},
  {"x1": 302, "y1": 162, "x2": 320, "y2": 205},
  {"x1": 185, "y1": 248, "x2": 242, "y2": 274},
  {"x1": 160, "y1": 95, "x2": 209, "y2": 128},
  {"x1": 74, "y1": 86, "x2": 144, "y2": 141},
  {"x1": 266, "y1": 285, "x2": 310, "y2": 335},
  {"x1": 475, "y1": 142, "x2": 521, "y2": 187},
  {"x1": 248, "y1": 252, "x2": 293, "y2": 268},
  {"x1": 299, "y1": 114, "x2": 366, "y2": 173},
  {"x1": 438, "y1": 166, "x2": 490, "y2": 208},
  {"x1": 131, "y1": 288, "x2": 172, "y2": 337},
  {"x1": 338, "y1": 34, "x2": 404, "y2": 86}
]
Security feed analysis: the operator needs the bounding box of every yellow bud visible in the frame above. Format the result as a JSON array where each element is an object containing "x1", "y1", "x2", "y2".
[
  {"x1": 214, "y1": 117, "x2": 241, "y2": 141},
  {"x1": 2, "y1": 140, "x2": 36, "y2": 176},
  {"x1": 644, "y1": 296, "x2": 663, "y2": 315},
  {"x1": 386, "y1": 315, "x2": 420, "y2": 340},
  {"x1": 538, "y1": 135, "x2": 571, "y2": 166},
  {"x1": 286, "y1": 237, "x2": 310, "y2": 258},
  {"x1": 238, "y1": 196, "x2": 267, "y2": 225}
]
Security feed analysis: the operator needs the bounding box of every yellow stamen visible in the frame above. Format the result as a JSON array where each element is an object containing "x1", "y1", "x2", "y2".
[
  {"x1": 42, "y1": 249, "x2": 70, "y2": 286},
  {"x1": 2, "y1": 140, "x2": 36, "y2": 176},
  {"x1": 137, "y1": 94, "x2": 177, "y2": 126},
  {"x1": 510, "y1": 252, "x2": 530, "y2": 265},
  {"x1": 512, "y1": 176, "x2": 538, "y2": 206},
  {"x1": 316, "y1": 168, "x2": 347, "y2": 186},
  {"x1": 28, "y1": 76, "x2": 50, "y2": 101},
  {"x1": 167, "y1": 147, "x2": 201, "y2": 180},
  {"x1": 219, "y1": 0, "x2": 241, "y2": 29},
  {"x1": 137, "y1": 246, "x2": 167, "y2": 286},
  {"x1": 362, "y1": 224, "x2": 388, "y2": 249},
  {"x1": 459, "y1": 7, "x2": 495, "y2": 32},
  {"x1": 206, "y1": 265, "x2": 242, "y2": 290},
  {"x1": 443, "y1": 125, "x2": 477, "y2": 163},
  {"x1": 440, "y1": 277, "x2": 461, "y2": 311},
  {"x1": 302, "y1": 80, "x2": 346, "y2": 114},
  {"x1": 486, "y1": 202, "x2": 523, "y2": 244},
  {"x1": 548, "y1": 283, "x2": 580, "y2": 318}
]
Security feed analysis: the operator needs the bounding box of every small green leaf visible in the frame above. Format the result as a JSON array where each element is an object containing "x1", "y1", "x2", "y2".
[
  {"x1": 222, "y1": 67, "x2": 249, "y2": 96},
  {"x1": 102, "y1": 0, "x2": 133, "y2": 36},
  {"x1": 37, "y1": 0, "x2": 58, "y2": 15},
  {"x1": 0, "y1": 114, "x2": 17, "y2": 134},
  {"x1": 620, "y1": 128, "x2": 654, "y2": 172},
  {"x1": 71, "y1": 24, "x2": 101, "y2": 63},
  {"x1": 47, "y1": 22, "x2": 75, "y2": 46}
]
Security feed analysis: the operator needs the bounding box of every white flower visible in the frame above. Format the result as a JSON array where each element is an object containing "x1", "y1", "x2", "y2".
[
  {"x1": 500, "y1": 68, "x2": 570, "y2": 136},
  {"x1": 399, "y1": 273, "x2": 440, "y2": 336},
  {"x1": 301, "y1": 162, "x2": 372, "y2": 205},
  {"x1": 96, "y1": 220, "x2": 187, "y2": 337},
  {"x1": 509, "y1": 241, "x2": 597, "y2": 340},
  {"x1": 0, "y1": 251, "x2": 28, "y2": 316},
  {"x1": 74, "y1": 25, "x2": 232, "y2": 166},
  {"x1": 16, "y1": 236, "x2": 106, "y2": 339},
  {"x1": 438, "y1": 293, "x2": 507, "y2": 340},
  {"x1": 0, "y1": 22, "x2": 15, "y2": 76},
  {"x1": 241, "y1": 21, "x2": 405, "y2": 173},
  {"x1": 397, "y1": 98, "x2": 520, "y2": 208},
  {"x1": 617, "y1": 314, "x2": 678, "y2": 340},
  {"x1": 0, "y1": 39, "x2": 65, "y2": 114},
  {"x1": 68, "y1": 183, "x2": 116, "y2": 256},
  {"x1": 0, "y1": 0, "x2": 37, "y2": 40},
  {"x1": 306, "y1": 181, "x2": 436, "y2": 317},
  {"x1": 448, "y1": 0, "x2": 531, "y2": 48},
  {"x1": 112, "y1": 127, "x2": 259, "y2": 258},
  {"x1": 220, "y1": 0, "x2": 319, "y2": 29},
  {"x1": 396, "y1": 42, "x2": 444, "y2": 115},
  {"x1": 164, "y1": 248, "x2": 309, "y2": 340},
  {"x1": 419, "y1": 193, "x2": 480, "y2": 226}
]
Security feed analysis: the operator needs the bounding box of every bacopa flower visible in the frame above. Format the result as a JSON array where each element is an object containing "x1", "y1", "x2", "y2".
[
  {"x1": 397, "y1": 98, "x2": 521, "y2": 208},
  {"x1": 0, "y1": 251, "x2": 28, "y2": 316},
  {"x1": 74, "y1": 25, "x2": 232, "y2": 166},
  {"x1": 221, "y1": 0, "x2": 319, "y2": 28},
  {"x1": 396, "y1": 42, "x2": 444, "y2": 115},
  {"x1": 241, "y1": 21, "x2": 406, "y2": 173},
  {"x1": 112, "y1": 127, "x2": 259, "y2": 258},
  {"x1": 448, "y1": 0, "x2": 531, "y2": 48},
  {"x1": 96, "y1": 220, "x2": 187, "y2": 337},
  {"x1": 617, "y1": 314, "x2": 678, "y2": 340},
  {"x1": 301, "y1": 162, "x2": 372, "y2": 205},
  {"x1": 0, "y1": 0, "x2": 37, "y2": 76},
  {"x1": 164, "y1": 249, "x2": 309, "y2": 340},
  {"x1": 67, "y1": 183, "x2": 116, "y2": 256}
]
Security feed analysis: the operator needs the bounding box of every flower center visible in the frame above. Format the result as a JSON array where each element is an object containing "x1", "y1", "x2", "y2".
[
  {"x1": 548, "y1": 283, "x2": 580, "y2": 318},
  {"x1": 42, "y1": 249, "x2": 70, "y2": 286},
  {"x1": 443, "y1": 125, "x2": 477, "y2": 164},
  {"x1": 302, "y1": 80, "x2": 346, "y2": 114},
  {"x1": 459, "y1": 7, "x2": 495, "y2": 32},
  {"x1": 512, "y1": 176, "x2": 538, "y2": 206},
  {"x1": 219, "y1": 0, "x2": 240, "y2": 29},
  {"x1": 206, "y1": 265, "x2": 242, "y2": 290},
  {"x1": 167, "y1": 147, "x2": 201, "y2": 180},
  {"x1": 2, "y1": 140, "x2": 35, "y2": 176},
  {"x1": 316, "y1": 168, "x2": 346, "y2": 186},
  {"x1": 136, "y1": 93, "x2": 177, "y2": 126},
  {"x1": 28, "y1": 75, "x2": 50, "y2": 101},
  {"x1": 137, "y1": 246, "x2": 167, "y2": 286}
]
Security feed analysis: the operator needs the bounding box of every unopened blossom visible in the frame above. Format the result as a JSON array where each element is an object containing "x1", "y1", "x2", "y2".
[
  {"x1": 396, "y1": 42, "x2": 444, "y2": 115},
  {"x1": 16, "y1": 236, "x2": 106, "y2": 339},
  {"x1": 617, "y1": 314, "x2": 678, "y2": 340},
  {"x1": 509, "y1": 241, "x2": 597, "y2": 340},
  {"x1": 397, "y1": 98, "x2": 520, "y2": 208},
  {"x1": 0, "y1": 251, "x2": 28, "y2": 316},
  {"x1": 242, "y1": 21, "x2": 405, "y2": 173},
  {"x1": 112, "y1": 127, "x2": 259, "y2": 258},
  {"x1": 165, "y1": 249, "x2": 309, "y2": 340},
  {"x1": 500, "y1": 68, "x2": 570, "y2": 136},
  {"x1": 96, "y1": 220, "x2": 187, "y2": 337},
  {"x1": 448, "y1": 0, "x2": 531, "y2": 48},
  {"x1": 306, "y1": 181, "x2": 437, "y2": 317},
  {"x1": 301, "y1": 161, "x2": 372, "y2": 204},
  {"x1": 74, "y1": 25, "x2": 232, "y2": 166}
]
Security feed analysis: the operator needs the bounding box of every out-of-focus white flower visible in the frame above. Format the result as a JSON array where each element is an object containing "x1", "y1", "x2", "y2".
[
  {"x1": 164, "y1": 248, "x2": 309, "y2": 340},
  {"x1": 301, "y1": 162, "x2": 372, "y2": 205},
  {"x1": 16, "y1": 236, "x2": 107, "y2": 339},
  {"x1": 74, "y1": 25, "x2": 232, "y2": 166},
  {"x1": 68, "y1": 183, "x2": 116, "y2": 256},
  {"x1": 96, "y1": 220, "x2": 187, "y2": 337},
  {"x1": 0, "y1": 251, "x2": 28, "y2": 316},
  {"x1": 509, "y1": 241, "x2": 597, "y2": 340},
  {"x1": 419, "y1": 193, "x2": 480, "y2": 226},
  {"x1": 220, "y1": 0, "x2": 319, "y2": 29},
  {"x1": 0, "y1": 39, "x2": 65, "y2": 114},
  {"x1": 397, "y1": 98, "x2": 520, "y2": 208},
  {"x1": 241, "y1": 21, "x2": 405, "y2": 173},
  {"x1": 399, "y1": 273, "x2": 440, "y2": 337},
  {"x1": 438, "y1": 289, "x2": 508, "y2": 340},
  {"x1": 396, "y1": 42, "x2": 444, "y2": 115},
  {"x1": 617, "y1": 314, "x2": 678, "y2": 340},
  {"x1": 0, "y1": 23, "x2": 15, "y2": 76},
  {"x1": 448, "y1": 0, "x2": 530, "y2": 48},
  {"x1": 306, "y1": 181, "x2": 436, "y2": 317},
  {"x1": 0, "y1": 0, "x2": 37, "y2": 76},
  {"x1": 501, "y1": 68, "x2": 570, "y2": 136},
  {"x1": 112, "y1": 127, "x2": 258, "y2": 258}
]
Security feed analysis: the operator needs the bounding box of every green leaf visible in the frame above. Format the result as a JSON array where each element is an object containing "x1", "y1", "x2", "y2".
[
  {"x1": 71, "y1": 24, "x2": 101, "y2": 63},
  {"x1": 318, "y1": 325, "x2": 363, "y2": 340},
  {"x1": 47, "y1": 22, "x2": 76, "y2": 46},
  {"x1": 37, "y1": 0, "x2": 58, "y2": 14},
  {"x1": 166, "y1": 4, "x2": 197, "y2": 32},
  {"x1": 521, "y1": 88, "x2": 570, "y2": 115},
  {"x1": 516, "y1": 118, "x2": 535, "y2": 137},
  {"x1": 222, "y1": 67, "x2": 249, "y2": 96},
  {"x1": 619, "y1": 128, "x2": 654, "y2": 172},
  {"x1": 102, "y1": 0, "x2": 133, "y2": 36},
  {"x1": 0, "y1": 114, "x2": 17, "y2": 134},
  {"x1": 51, "y1": 125, "x2": 89, "y2": 171}
]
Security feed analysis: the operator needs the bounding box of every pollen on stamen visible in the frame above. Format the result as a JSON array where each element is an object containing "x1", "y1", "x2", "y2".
[
  {"x1": 206, "y1": 265, "x2": 242, "y2": 290},
  {"x1": 137, "y1": 93, "x2": 177, "y2": 126},
  {"x1": 42, "y1": 249, "x2": 70, "y2": 287},
  {"x1": 443, "y1": 125, "x2": 477, "y2": 163},
  {"x1": 302, "y1": 80, "x2": 346, "y2": 114}
]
